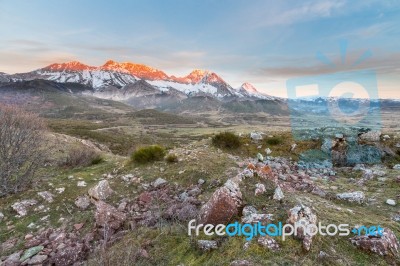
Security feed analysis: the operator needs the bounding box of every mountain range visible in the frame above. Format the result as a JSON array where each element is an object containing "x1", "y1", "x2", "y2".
[{"x1": 2, "y1": 60, "x2": 275, "y2": 102}]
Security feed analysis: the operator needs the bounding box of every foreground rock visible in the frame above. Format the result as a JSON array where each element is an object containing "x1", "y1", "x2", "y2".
[
  {"x1": 258, "y1": 236, "x2": 280, "y2": 251},
  {"x1": 336, "y1": 191, "x2": 365, "y2": 204},
  {"x1": 88, "y1": 180, "x2": 113, "y2": 200},
  {"x1": 197, "y1": 240, "x2": 218, "y2": 251},
  {"x1": 11, "y1": 200, "x2": 38, "y2": 217},
  {"x1": 287, "y1": 205, "x2": 317, "y2": 251},
  {"x1": 94, "y1": 201, "x2": 126, "y2": 230},
  {"x1": 350, "y1": 228, "x2": 399, "y2": 256},
  {"x1": 198, "y1": 179, "x2": 242, "y2": 225},
  {"x1": 273, "y1": 186, "x2": 284, "y2": 201},
  {"x1": 75, "y1": 195, "x2": 91, "y2": 210},
  {"x1": 241, "y1": 206, "x2": 273, "y2": 225}
]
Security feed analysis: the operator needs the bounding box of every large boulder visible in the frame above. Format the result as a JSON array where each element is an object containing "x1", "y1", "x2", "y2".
[
  {"x1": 350, "y1": 228, "x2": 399, "y2": 256},
  {"x1": 198, "y1": 179, "x2": 242, "y2": 225},
  {"x1": 287, "y1": 205, "x2": 317, "y2": 251},
  {"x1": 88, "y1": 180, "x2": 113, "y2": 200}
]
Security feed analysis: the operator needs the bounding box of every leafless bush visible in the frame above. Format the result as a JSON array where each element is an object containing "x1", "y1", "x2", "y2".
[
  {"x1": 61, "y1": 146, "x2": 103, "y2": 168},
  {"x1": 0, "y1": 105, "x2": 47, "y2": 197}
]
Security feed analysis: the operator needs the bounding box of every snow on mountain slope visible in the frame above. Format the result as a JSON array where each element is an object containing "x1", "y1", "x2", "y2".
[{"x1": 7, "y1": 60, "x2": 278, "y2": 101}]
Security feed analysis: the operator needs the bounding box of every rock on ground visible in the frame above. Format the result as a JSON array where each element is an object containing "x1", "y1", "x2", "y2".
[
  {"x1": 197, "y1": 240, "x2": 218, "y2": 251},
  {"x1": 88, "y1": 180, "x2": 113, "y2": 200},
  {"x1": 254, "y1": 183, "x2": 266, "y2": 196},
  {"x1": 94, "y1": 201, "x2": 126, "y2": 230},
  {"x1": 350, "y1": 228, "x2": 399, "y2": 256},
  {"x1": 273, "y1": 186, "x2": 284, "y2": 201},
  {"x1": 258, "y1": 236, "x2": 280, "y2": 251},
  {"x1": 336, "y1": 191, "x2": 365, "y2": 204},
  {"x1": 75, "y1": 195, "x2": 91, "y2": 210},
  {"x1": 287, "y1": 205, "x2": 317, "y2": 251},
  {"x1": 11, "y1": 200, "x2": 38, "y2": 217}
]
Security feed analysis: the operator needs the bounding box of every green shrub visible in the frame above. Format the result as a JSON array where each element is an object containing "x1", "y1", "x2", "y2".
[
  {"x1": 165, "y1": 153, "x2": 178, "y2": 163},
  {"x1": 265, "y1": 136, "x2": 283, "y2": 146},
  {"x1": 131, "y1": 145, "x2": 166, "y2": 164},
  {"x1": 212, "y1": 132, "x2": 241, "y2": 149}
]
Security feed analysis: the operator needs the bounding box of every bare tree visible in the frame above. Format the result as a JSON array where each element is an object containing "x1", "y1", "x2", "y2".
[{"x1": 0, "y1": 104, "x2": 47, "y2": 197}]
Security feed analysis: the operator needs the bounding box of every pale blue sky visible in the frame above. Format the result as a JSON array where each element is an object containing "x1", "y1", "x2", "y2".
[{"x1": 0, "y1": 0, "x2": 399, "y2": 98}]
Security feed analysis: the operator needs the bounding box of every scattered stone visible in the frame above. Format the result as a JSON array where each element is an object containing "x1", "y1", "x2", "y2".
[
  {"x1": 88, "y1": 180, "x2": 113, "y2": 200},
  {"x1": 265, "y1": 148, "x2": 272, "y2": 155},
  {"x1": 11, "y1": 200, "x2": 38, "y2": 216},
  {"x1": 318, "y1": 251, "x2": 328, "y2": 258},
  {"x1": 51, "y1": 244, "x2": 84, "y2": 266},
  {"x1": 257, "y1": 153, "x2": 264, "y2": 162},
  {"x1": 197, "y1": 240, "x2": 218, "y2": 251},
  {"x1": 121, "y1": 174, "x2": 134, "y2": 182},
  {"x1": 26, "y1": 254, "x2": 48, "y2": 265},
  {"x1": 0, "y1": 211, "x2": 4, "y2": 221},
  {"x1": 254, "y1": 183, "x2": 266, "y2": 196},
  {"x1": 55, "y1": 187, "x2": 65, "y2": 194},
  {"x1": 392, "y1": 214, "x2": 400, "y2": 222},
  {"x1": 373, "y1": 169, "x2": 386, "y2": 177},
  {"x1": 152, "y1": 177, "x2": 168, "y2": 188},
  {"x1": 250, "y1": 132, "x2": 263, "y2": 141},
  {"x1": 359, "y1": 131, "x2": 381, "y2": 142},
  {"x1": 311, "y1": 186, "x2": 326, "y2": 198},
  {"x1": 241, "y1": 206, "x2": 273, "y2": 225},
  {"x1": 74, "y1": 223, "x2": 84, "y2": 230},
  {"x1": 3, "y1": 251, "x2": 22, "y2": 265},
  {"x1": 258, "y1": 236, "x2": 280, "y2": 251},
  {"x1": 383, "y1": 134, "x2": 390, "y2": 140},
  {"x1": 75, "y1": 195, "x2": 91, "y2": 210},
  {"x1": 386, "y1": 199, "x2": 396, "y2": 206},
  {"x1": 77, "y1": 181, "x2": 87, "y2": 187},
  {"x1": 350, "y1": 228, "x2": 399, "y2": 256},
  {"x1": 290, "y1": 143, "x2": 297, "y2": 152},
  {"x1": 230, "y1": 259, "x2": 253, "y2": 266},
  {"x1": 287, "y1": 205, "x2": 317, "y2": 251},
  {"x1": 37, "y1": 191, "x2": 54, "y2": 203},
  {"x1": 20, "y1": 245, "x2": 44, "y2": 262},
  {"x1": 336, "y1": 191, "x2": 365, "y2": 204},
  {"x1": 393, "y1": 164, "x2": 400, "y2": 170},
  {"x1": 94, "y1": 200, "x2": 126, "y2": 230},
  {"x1": 198, "y1": 178, "x2": 205, "y2": 185},
  {"x1": 273, "y1": 186, "x2": 284, "y2": 201},
  {"x1": 362, "y1": 169, "x2": 374, "y2": 179}
]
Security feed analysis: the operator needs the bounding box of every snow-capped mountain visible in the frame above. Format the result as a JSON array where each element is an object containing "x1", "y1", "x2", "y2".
[{"x1": 7, "y1": 60, "x2": 277, "y2": 101}]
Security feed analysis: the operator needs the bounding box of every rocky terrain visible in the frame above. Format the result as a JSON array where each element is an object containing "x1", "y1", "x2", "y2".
[{"x1": 0, "y1": 115, "x2": 399, "y2": 265}]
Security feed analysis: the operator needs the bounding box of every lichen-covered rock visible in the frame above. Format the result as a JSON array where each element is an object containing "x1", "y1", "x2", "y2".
[
  {"x1": 20, "y1": 245, "x2": 44, "y2": 262},
  {"x1": 359, "y1": 131, "x2": 381, "y2": 142},
  {"x1": 88, "y1": 180, "x2": 113, "y2": 200},
  {"x1": 287, "y1": 205, "x2": 317, "y2": 251},
  {"x1": 197, "y1": 240, "x2": 218, "y2": 251},
  {"x1": 94, "y1": 201, "x2": 126, "y2": 230},
  {"x1": 336, "y1": 191, "x2": 365, "y2": 204},
  {"x1": 241, "y1": 206, "x2": 273, "y2": 225},
  {"x1": 11, "y1": 200, "x2": 38, "y2": 217},
  {"x1": 273, "y1": 186, "x2": 284, "y2": 201},
  {"x1": 198, "y1": 179, "x2": 242, "y2": 225},
  {"x1": 51, "y1": 244, "x2": 84, "y2": 266},
  {"x1": 254, "y1": 183, "x2": 266, "y2": 196},
  {"x1": 75, "y1": 195, "x2": 91, "y2": 210},
  {"x1": 37, "y1": 191, "x2": 54, "y2": 203},
  {"x1": 257, "y1": 236, "x2": 280, "y2": 251},
  {"x1": 350, "y1": 228, "x2": 399, "y2": 256}
]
